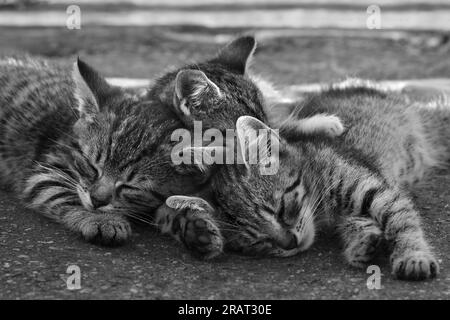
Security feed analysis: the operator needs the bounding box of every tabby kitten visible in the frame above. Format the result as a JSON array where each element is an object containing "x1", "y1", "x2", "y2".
[
  {"x1": 152, "y1": 36, "x2": 346, "y2": 257},
  {"x1": 153, "y1": 36, "x2": 344, "y2": 137},
  {"x1": 0, "y1": 55, "x2": 210, "y2": 245},
  {"x1": 163, "y1": 79, "x2": 449, "y2": 280}
]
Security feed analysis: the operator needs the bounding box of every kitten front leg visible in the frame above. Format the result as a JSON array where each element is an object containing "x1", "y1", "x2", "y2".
[
  {"x1": 282, "y1": 113, "x2": 345, "y2": 137},
  {"x1": 338, "y1": 216, "x2": 382, "y2": 268},
  {"x1": 37, "y1": 205, "x2": 131, "y2": 246},
  {"x1": 23, "y1": 173, "x2": 131, "y2": 245},
  {"x1": 155, "y1": 196, "x2": 223, "y2": 259},
  {"x1": 59, "y1": 207, "x2": 131, "y2": 245},
  {"x1": 366, "y1": 186, "x2": 439, "y2": 280}
]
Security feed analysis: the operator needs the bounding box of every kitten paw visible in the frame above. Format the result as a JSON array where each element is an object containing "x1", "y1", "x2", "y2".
[
  {"x1": 322, "y1": 115, "x2": 345, "y2": 137},
  {"x1": 344, "y1": 228, "x2": 382, "y2": 268},
  {"x1": 80, "y1": 214, "x2": 131, "y2": 246},
  {"x1": 391, "y1": 251, "x2": 439, "y2": 281},
  {"x1": 165, "y1": 196, "x2": 223, "y2": 259},
  {"x1": 181, "y1": 211, "x2": 223, "y2": 259}
]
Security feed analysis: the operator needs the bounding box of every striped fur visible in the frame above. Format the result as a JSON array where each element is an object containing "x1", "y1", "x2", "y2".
[
  {"x1": 0, "y1": 37, "x2": 288, "y2": 255},
  {"x1": 0, "y1": 55, "x2": 209, "y2": 246},
  {"x1": 157, "y1": 37, "x2": 347, "y2": 258},
  {"x1": 177, "y1": 80, "x2": 448, "y2": 280}
]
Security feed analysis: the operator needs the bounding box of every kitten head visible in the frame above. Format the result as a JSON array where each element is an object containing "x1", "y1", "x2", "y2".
[
  {"x1": 181, "y1": 116, "x2": 324, "y2": 257},
  {"x1": 149, "y1": 36, "x2": 267, "y2": 131},
  {"x1": 65, "y1": 59, "x2": 205, "y2": 215}
]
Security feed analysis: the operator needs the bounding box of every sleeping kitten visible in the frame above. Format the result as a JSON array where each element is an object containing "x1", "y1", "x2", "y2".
[
  {"x1": 161, "y1": 79, "x2": 449, "y2": 281},
  {"x1": 0, "y1": 55, "x2": 208, "y2": 245},
  {"x1": 154, "y1": 36, "x2": 344, "y2": 136},
  {"x1": 149, "y1": 36, "x2": 346, "y2": 257}
]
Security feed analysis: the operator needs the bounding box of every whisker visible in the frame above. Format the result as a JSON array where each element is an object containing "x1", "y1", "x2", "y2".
[
  {"x1": 122, "y1": 212, "x2": 158, "y2": 227},
  {"x1": 34, "y1": 162, "x2": 79, "y2": 187}
]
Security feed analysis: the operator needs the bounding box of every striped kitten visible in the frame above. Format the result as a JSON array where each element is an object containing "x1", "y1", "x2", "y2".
[
  {"x1": 153, "y1": 36, "x2": 347, "y2": 257},
  {"x1": 158, "y1": 36, "x2": 344, "y2": 137},
  {"x1": 165, "y1": 80, "x2": 449, "y2": 280},
  {"x1": 0, "y1": 56, "x2": 208, "y2": 245}
]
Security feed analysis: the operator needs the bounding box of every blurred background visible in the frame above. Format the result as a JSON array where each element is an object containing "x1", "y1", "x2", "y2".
[{"x1": 0, "y1": 0, "x2": 449, "y2": 85}]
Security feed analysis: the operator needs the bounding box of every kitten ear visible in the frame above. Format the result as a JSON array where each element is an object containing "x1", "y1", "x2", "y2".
[
  {"x1": 72, "y1": 58, "x2": 112, "y2": 120},
  {"x1": 236, "y1": 116, "x2": 280, "y2": 175},
  {"x1": 211, "y1": 36, "x2": 256, "y2": 74},
  {"x1": 173, "y1": 69, "x2": 222, "y2": 118}
]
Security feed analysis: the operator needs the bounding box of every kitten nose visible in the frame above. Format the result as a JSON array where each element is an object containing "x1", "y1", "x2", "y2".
[
  {"x1": 277, "y1": 231, "x2": 298, "y2": 250},
  {"x1": 90, "y1": 193, "x2": 112, "y2": 209},
  {"x1": 90, "y1": 177, "x2": 114, "y2": 209}
]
